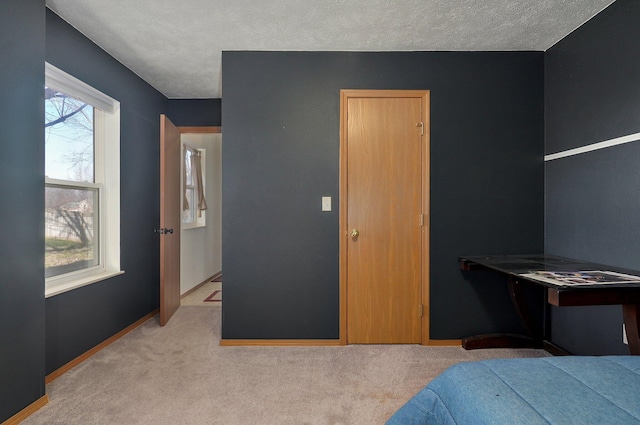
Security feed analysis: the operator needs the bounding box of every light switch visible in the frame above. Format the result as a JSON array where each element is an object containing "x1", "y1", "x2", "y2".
[{"x1": 322, "y1": 196, "x2": 332, "y2": 211}]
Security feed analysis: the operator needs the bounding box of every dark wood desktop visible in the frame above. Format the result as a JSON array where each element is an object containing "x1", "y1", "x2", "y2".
[{"x1": 460, "y1": 254, "x2": 640, "y2": 355}]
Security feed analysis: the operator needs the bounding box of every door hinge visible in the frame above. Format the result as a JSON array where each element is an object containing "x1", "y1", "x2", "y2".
[
  {"x1": 419, "y1": 214, "x2": 424, "y2": 226},
  {"x1": 416, "y1": 122, "x2": 424, "y2": 136},
  {"x1": 419, "y1": 304, "x2": 424, "y2": 317}
]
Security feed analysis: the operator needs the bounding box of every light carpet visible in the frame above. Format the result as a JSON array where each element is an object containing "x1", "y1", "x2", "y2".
[{"x1": 23, "y1": 307, "x2": 549, "y2": 424}]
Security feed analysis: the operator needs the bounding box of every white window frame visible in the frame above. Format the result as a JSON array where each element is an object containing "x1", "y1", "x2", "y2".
[
  {"x1": 45, "y1": 62, "x2": 123, "y2": 297},
  {"x1": 182, "y1": 144, "x2": 206, "y2": 230}
]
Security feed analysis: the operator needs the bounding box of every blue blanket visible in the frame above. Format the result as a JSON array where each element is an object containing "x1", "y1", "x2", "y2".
[{"x1": 387, "y1": 356, "x2": 640, "y2": 425}]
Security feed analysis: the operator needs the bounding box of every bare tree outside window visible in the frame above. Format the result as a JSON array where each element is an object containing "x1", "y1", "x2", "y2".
[
  {"x1": 45, "y1": 87, "x2": 99, "y2": 278},
  {"x1": 45, "y1": 87, "x2": 94, "y2": 182}
]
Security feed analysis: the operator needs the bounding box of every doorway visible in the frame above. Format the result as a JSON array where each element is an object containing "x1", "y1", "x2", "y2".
[
  {"x1": 339, "y1": 90, "x2": 430, "y2": 344},
  {"x1": 179, "y1": 130, "x2": 223, "y2": 298},
  {"x1": 159, "y1": 121, "x2": 222, "y2": 325}
]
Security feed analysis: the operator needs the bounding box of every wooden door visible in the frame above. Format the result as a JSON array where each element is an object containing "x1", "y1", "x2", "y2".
[
  {"x1": 160, "y1": 114, "x2": 181, "y2": 326},
  {"x1": 341, "y1": 90, "x2": 429, "y2": 344}
]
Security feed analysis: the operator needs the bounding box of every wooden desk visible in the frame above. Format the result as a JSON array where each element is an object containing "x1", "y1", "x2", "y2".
[{"x1": 460, "y1": 254, "x2": 640, "y2": 355}]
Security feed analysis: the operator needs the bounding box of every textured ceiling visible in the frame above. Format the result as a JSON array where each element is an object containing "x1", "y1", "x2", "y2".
[{"x1": 45, "y1": 0, "x2": 615, "y2": 99}]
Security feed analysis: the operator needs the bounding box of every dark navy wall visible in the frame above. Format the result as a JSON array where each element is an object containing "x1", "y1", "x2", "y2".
[
  {"x1": 167, "y1": 99, "x2": 221, "y2": 126},
  {"x1": 221, "y1": 51, "x2": 544, "y2": 339},
  {"x1": 45, "y1": 10, "x2": 167, "y2": 372},
  {"x1": 0, "y1": 0, "x2": 46, "y2": 421},
  {"x1": 1, "y1": 6, "x2": 207, "y2": 418},
  {"x1": 545, "y1": 0, "x2": 640, "y2": 355}
]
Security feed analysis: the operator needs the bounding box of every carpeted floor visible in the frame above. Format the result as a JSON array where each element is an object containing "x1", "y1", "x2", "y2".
[{"x1": 22, "y1": 307, "x2": 549, "y2": 425}]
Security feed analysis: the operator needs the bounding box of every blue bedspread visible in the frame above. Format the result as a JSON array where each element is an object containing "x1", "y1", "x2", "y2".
[{"x1": 386, "y1": 356, "x2": 640, "y2": 425}]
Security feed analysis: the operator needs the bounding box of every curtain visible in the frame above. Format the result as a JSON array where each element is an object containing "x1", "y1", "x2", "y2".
[
  {"x1": 183, "y1": 147, "x2": 190, "y2": 211},
  {"x1": 191, "y1": 150, "x2": 208, "y2": 216}
]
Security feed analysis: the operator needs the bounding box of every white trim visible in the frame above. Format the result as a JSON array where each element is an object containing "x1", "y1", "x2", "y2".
[
  {"x1": 101, "y1": 104, "x2": 121, "y2": 273},
  {"x1": 46, "y1": 271, "x2": 125, "y2": 298},
  {"x1": 44, "y1": 65, "x2": 122, "y2": 295},
  {"x1": 44, "y1": 178, "x2": 101, "y2": 189},
  {"x1": 45, "y1": 62, "x2": 117, "y2": 113},
  {"x1": 544, "y1": 132, "x2": 640, "y2": 161}
]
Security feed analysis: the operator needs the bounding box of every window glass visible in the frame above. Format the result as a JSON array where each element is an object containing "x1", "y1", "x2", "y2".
[
  {"x1": 45, "y1": 185, "x2": 99, "y2": 278},
  {"x1": 185, "y1": 148, "x2": 194, "y2": 186},
  {"x1": 182, "y1": 144, "x2": 207, "y2": 229},
  {"x1": 183, "y1": 146, "x2": 203, "y2": 226},
  {"x1": 183, "y1": 187, "x2": 196, "y2": 223},
  {"x1": 45, "y1": 87, "x2": 94, "y2": 182},
  {"x1": 45, "y1": 86, "x2": 100, "y2": 280}
]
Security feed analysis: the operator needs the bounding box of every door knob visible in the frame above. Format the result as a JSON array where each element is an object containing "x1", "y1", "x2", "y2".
[
  {"x1": 350, "y1": 229, "x2": 359, "y2": 239},
  {"x1": 154, "y1": 228, "x2": 174, "y2": 235}
]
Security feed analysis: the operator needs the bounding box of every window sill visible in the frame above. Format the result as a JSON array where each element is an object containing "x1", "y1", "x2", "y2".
[
  {"x1": 183, "y1": 223, "x2": 206, "y2": 230},
  {"x1": 45, "y1": 270, "x2": 125, "y2": 298}
]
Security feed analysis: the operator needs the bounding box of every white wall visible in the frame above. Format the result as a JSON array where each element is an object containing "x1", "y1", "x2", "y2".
[{"x1": 180, "y1": 133, "x2": 222, "y2": 294}]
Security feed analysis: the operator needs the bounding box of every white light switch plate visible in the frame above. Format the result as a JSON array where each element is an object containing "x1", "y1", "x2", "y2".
[{"x1": 322, "y1": 196, "x2": 331, "y2": 211}]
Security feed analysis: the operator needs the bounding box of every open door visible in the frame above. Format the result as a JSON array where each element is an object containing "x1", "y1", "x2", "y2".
[{"x1": 160, "y1": 114, "x2": 181, "y2": 325}]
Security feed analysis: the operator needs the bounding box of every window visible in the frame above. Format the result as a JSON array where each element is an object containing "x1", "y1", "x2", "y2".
[
  {"x1": 182, "y1": 145, "x2": 207, "y2": 229},
  {"x1": 44, "y1": 63, "x2": 122, "y2": 297}
]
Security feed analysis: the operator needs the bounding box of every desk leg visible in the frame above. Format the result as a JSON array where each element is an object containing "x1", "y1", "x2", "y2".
[
  {"x1": 508, "y1": 277, "x2": 543, "y2": 341},
  {"x1": 462, "y1": 334, "x2": 542, "y2": 350},
  {"x1": 462, "y1": 277, "x2": 543, "y2": 350},
  {"x1": 623, "y1": 304, "x2": 640, "y2": 355}
]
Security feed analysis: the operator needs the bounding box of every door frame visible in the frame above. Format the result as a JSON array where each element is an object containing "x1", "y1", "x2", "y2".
[
  {"x1": 338, "y1": 89, "x2": 431, "y2": 345},
  {"x1": 159, "y1": 121, "x2": 221, "y2": 326}
]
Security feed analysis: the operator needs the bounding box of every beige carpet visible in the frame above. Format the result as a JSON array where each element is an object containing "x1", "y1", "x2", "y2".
[{"x1": 23, "y1": 307, "x2": 549, "y2": 425}]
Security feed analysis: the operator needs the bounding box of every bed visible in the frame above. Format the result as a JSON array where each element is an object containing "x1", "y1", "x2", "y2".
[{"x1": 386, "y1": 356, "x2": 640, "y2": 424}]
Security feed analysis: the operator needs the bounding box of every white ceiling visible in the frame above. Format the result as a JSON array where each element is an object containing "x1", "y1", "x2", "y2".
[{"x1": 45, "y1": 0, "x2": 615, "y2": 99}]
